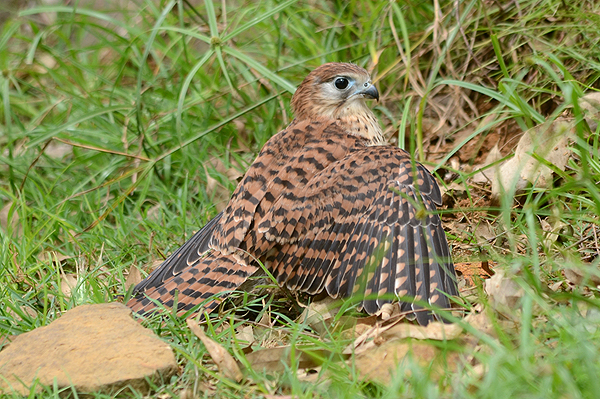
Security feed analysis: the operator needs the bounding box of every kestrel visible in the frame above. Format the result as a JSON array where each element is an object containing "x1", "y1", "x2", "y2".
[{"x1": 127, "y1": 63, "x2": 458, "y2": 325}]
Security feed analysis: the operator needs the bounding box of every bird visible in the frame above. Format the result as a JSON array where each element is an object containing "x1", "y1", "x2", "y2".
[{"x1": 126, "y1": 62, "x2": 458, "y2": 325}]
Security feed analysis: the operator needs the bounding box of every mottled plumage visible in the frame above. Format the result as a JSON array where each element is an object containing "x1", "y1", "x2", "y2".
[{"x1": 127, "y1": 63, "x2": 457, "y2": 324}]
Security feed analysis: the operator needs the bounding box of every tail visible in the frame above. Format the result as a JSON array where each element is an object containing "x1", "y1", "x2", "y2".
[{"x1": 127, "y1": 251, "x2": 258, "y2": 317}]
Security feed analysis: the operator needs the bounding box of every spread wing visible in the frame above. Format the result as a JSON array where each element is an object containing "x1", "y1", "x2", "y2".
[
  {"x1": 258, "y1": 146, "x2": 457, "y2": 324},
  {"x1": 131, "y1": 212, "x2": 223, "y2": 294}
]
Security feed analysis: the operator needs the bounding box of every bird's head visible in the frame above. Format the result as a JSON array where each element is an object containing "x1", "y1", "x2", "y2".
[{"x1": 291, "y1": 63, "x2": 383, "y2": 144}]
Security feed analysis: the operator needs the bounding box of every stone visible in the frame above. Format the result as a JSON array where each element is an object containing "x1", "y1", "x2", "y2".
[{"x1": 0, "y1": 303, "x2": 178, "y2": 396}]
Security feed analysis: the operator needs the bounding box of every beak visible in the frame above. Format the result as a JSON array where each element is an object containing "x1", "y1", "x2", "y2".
[{"x1": 357, "y1": 84, "x2": 379, "y2": 101}]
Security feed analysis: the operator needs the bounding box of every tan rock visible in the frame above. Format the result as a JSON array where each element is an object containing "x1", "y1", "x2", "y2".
[{"x1": 0, "y1": 303, "x2": 178, "y2": 396}]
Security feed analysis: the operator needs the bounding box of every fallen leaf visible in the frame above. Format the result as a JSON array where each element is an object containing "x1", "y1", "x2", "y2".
[
  {"x1": 144, "y1": 203, "x2": 162, "y2": 222},
  {"x1": 471, "y1": 143, "x2": 503, "y2": 184},
  {"x1": 205, "y1": 156, "x2": 244, "y2": 213},
  {"x1": 186, "y1": 319, "x2": 243, "y2": 382},
  {"x1": 345, "y1": 318, "x2": 403, "y2": 355},
  {"x1": 579, "y1": 92, "x2": 600, "y2": 131},
  {"x1": 492, "y1": 118, "x2": 576, "y2": 202},
  {"x1": 60, "y1": 273, "x2": 78, "y2": 298},
  {"x1": 300, "y1": 296, "x2": 339, "y2": 335},
  {"x1": 575, "y1": 302, "x2": 600, "y2": 334},
  {"x1": 5, "y1": 306, "x2": 38, "y2": 323},
  {"x1": 245, "y1": 345, "x2": 343, "y2": 373},
  {"x1": 353, "y1": 339, "x2": 462, "y2": 385},
  {"x1": 474, "y1": 222, "x2": 497, "y2": 244},
  {"x1": 563, "y1": 267, "x2": 600, "y2": 288},
  {"x1": 440, "y1": 181, "x2": 469, "y2": 208},
  {"x1": 463, "y1": 311, "x2": 495, "y2": 337},
  {"x1": 340, "y1": 317, "x2": 378, "y2": 341},
  {"x1": 382, "y1": 321, "x2": 463, "y2": 342},
  {"x1": 0, "y1": 201, "x2": 20, "y2": 236},
  {"x1": 125, "y1": 264, "x2": 142, "y2": 291},
  {"x1": 235, "y1": 325, "x2": 255, "y2": 347},
  {"x1": 40, "y1": 251, "x2": 73, "y2": 264},
  {"x1": 548, "y1": 281, "x2": 563, "y2": 292},
  {"x1": 484, "y1": 269, "x2": 524, "y2": 311}
]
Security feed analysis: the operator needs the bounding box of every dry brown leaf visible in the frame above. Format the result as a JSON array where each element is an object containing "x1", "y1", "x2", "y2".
[
  {"x1": 548, "y1": 281, "x2": 563, "y2": 292},
  {"x1": 203, "y1": 166, "x2": 222, "y2": 210},
  {"x1": 353, "y1": 339, "x2": 462, "y2": 385},
  {"x1": 144, "y1": 203, "x2": 162, "y2": 222},
  {"x1": 60, "y1": 273, "x2": 78, "y2": 298},
  {"x1": 440, "y1": 181, "x2": 469, "y2": 207},
  {"x1": 463, "y1": 311, "x2": 495, "y2": 337},
  {"x1": 125, "y1": 264, "x2": 142, "y2": 291},
  {"x1": 345, "y1": 318, "x2": 402, "y2": 355},
  {"x1": 579, "y1": 92, "x2": 600, "y2": 131},
  {"x1": 145, "y1": 259, "x2": 165, "y2": 274},
  {"x1": 235, "y1": 325, "x2": 255, "y2": 347},
  {"x1": 344, "y1": 314, "x2": 461, "y2": 357},
  {"x1": 382, "y1": 321, "x2": 463, "y2": 342},
  {"x1": 5, "y1": 306, "x2": 38, "y2": 323},
  {"x1": 300, "y1": 297, "x2": 339, "y2": 335},
  {"x1": 186, "y1": 319, "x2": 243, "y2": 382},
  {"x1": 0, "y1": 201, "x2": 20, "y2": 235},
  {"x1": 339, "y1": 315, "x2": 379, "y2": 341},
  {"x1": 474, "y1": 222, "x2": 497, "y2": 244},
  {"x1": 574, "y1": 302, "x2": 600, "y2": 334},
  {"x1": 246, "y1": 347, "x2": 290, "y2": 372},
  {"x1": 484, "y1": 269, "x2": 524, "y2": 311},
  {"x1": 352, "y1": 312, "x2": 496, "y2": 385},
  {"x1": 179, "y1": 381, "x2": 216, "y2": 399},
  {"x1": 245, "y1": 346, "x2": 339, "y2": 373},
  {"x1": 40, "y1": 251, "x2": 73, "y2": 264},
  {"x1": 563, "y1": 267, "x2": 600, "y2": 288},
  {"x1": 484, "y1": 143, "x2": 503, "y2": 166},
  {"x1": 492, "y1": 118, "x2": 576, "y2": 201},
  {"x1": 178, "y1": 388, "x2": 197, "y2": 399},
  {"x1": 471, "y1": 143, "x2": 503, "y2": 185}
]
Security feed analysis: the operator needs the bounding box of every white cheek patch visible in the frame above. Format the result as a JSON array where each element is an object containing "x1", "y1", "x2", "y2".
[{"x1": 321, "y1": 83, "x2": 345, "y2": 99}]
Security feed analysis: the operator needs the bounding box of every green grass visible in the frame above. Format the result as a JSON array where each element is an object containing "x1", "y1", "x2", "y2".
[{"x1": 1, "y1": 0, "x2": 600, "y2": 397}]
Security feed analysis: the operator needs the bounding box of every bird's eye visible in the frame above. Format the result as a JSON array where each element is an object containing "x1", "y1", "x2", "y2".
[{"x1": 334, "y1": 77, "x2": 349, "y2": 90}]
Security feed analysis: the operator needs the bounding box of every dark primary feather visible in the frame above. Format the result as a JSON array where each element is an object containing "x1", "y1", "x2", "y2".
[
  {"x1": 127, "y1": 63, "x2": 458, "y2": 324},
  {"x1": 131, "y1": 212, "x2": 223, "y2": 295}
]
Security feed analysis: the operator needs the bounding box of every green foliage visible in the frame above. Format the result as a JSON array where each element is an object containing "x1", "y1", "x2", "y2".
[{"x1": 1, "y1": 0, "x2": 600, "y2": 397}]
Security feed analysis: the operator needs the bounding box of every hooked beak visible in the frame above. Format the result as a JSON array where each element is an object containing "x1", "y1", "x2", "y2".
[{"x1": 357, "y1": 84, "x2": 379, "y2": 101}]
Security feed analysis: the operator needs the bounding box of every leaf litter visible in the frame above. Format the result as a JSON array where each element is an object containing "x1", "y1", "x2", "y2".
[{"x1": 187, "y1": 318, "x2": 243, "y2": 382}]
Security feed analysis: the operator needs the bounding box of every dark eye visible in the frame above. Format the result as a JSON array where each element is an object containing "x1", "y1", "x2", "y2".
[{"x1": 334, "y1": 77, "x2": 349, "y2": 90}]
